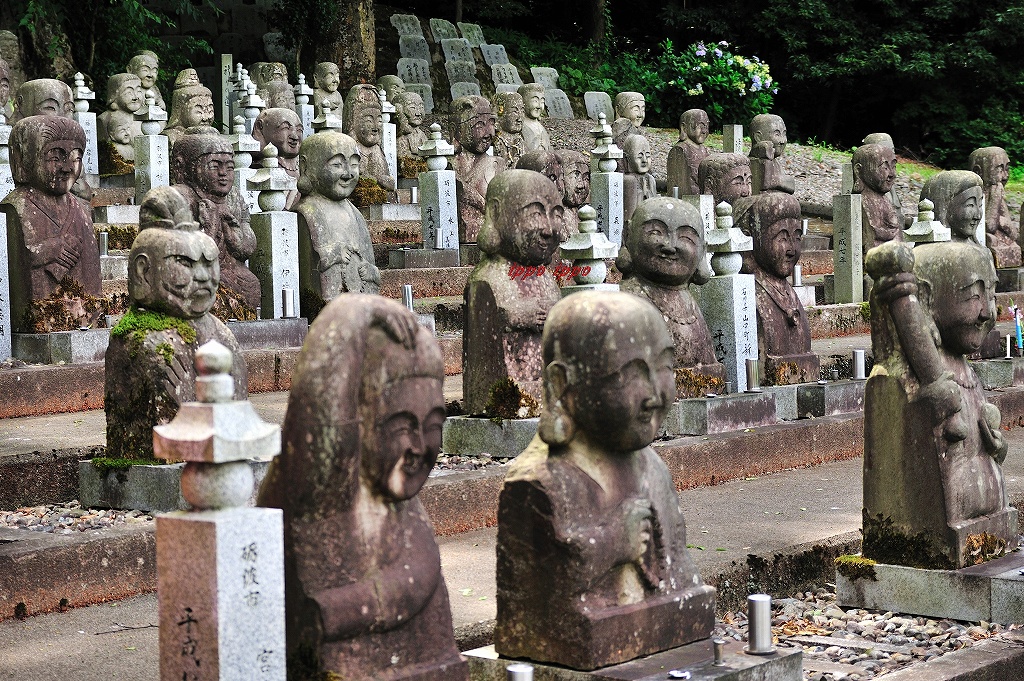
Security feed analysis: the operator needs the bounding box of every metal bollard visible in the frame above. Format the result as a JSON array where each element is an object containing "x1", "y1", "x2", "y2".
[
  {"x1": 746, "y1": 594, "x2": 775, "y2": 654},
  {"x1": 506, "y1": 663, "x2": 533, "y2": 681},
  {"x1": 1008, "y1": 334, "x2": 1014, "y2": 359},
  {"x1": 282, "y1": 288, "x2": 295, "y2": 318},
  {"x1": 745, "y1": 358, "x2": 761, "y2": 392},
  {"x1": 792, "y1": 263, "x2": 802, "y2": 287},
  {"x1": 671, "y1": 186, "x2": 680, "y2": 199},
  {"x1": 402, "y1": 284, "x2": 414, "y2": 311},
  {"x1": 98, "y1": 231, "x2": 108, "y2": 257},
  {"x1": 852, "y1": 349, "x2": 866, "y2": 380},
  {"x1": 713, "y1": 637, "x2": 727, "y2": 666},
  {"x1": 411, "y1": 186, "x2": 419, "y2": 204},
  {"x1": 801, "y1": 218, "x2": 809, "y2": 235}
]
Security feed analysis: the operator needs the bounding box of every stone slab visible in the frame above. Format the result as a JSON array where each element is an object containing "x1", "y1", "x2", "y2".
[
  {"x1": 530, "y1": 66, "x2": 560, "y2": 89},
  {"x1": 831, "y1": 193, "x2": 863, "y2": 304},
  {"x1": 397, "y1": 57, "x2": 432, "y2": 85},
  {"x1": 765, "y1": 384, "x2": 798, "y2": 421},
  {"x1": 997, "y1": 267, "x2": 1024, "y2": 293},
  {"x1": 495, "y1": 84, "x2": 520, "y2": 94},
  {"x1": 441, "y1": 37, "x2": 474, "y2": 63},
  {"x1": 390, "y1": 13, "x2": 424, "y2": 37},
  {"x1": 361, "y1": 202, "x2": 422, "y2": 221},
  {"x1": 698, "y1": 274, "x2": 758, "y2": 392},
  {"x1": 451, "y1": 82, "x2": 481, "y2": 99},
  {"x1": 480, "y1": 43, "x2": 509, "y2": 67},
  {"x1": 491, "y1": 63, "x2": 523, "y2": 86},
  {"x1": 419, "y1": 169, "x2": 459, "y2": 249},
  {"x1": 970, "y1": 359, "x2": 1014, "y2": 389},
  {"x1": 793, "y1": 284, "x2": 817, "y2": 308},
  {"x1": 94, "y1": 203, "x2": 141, "y2": 224},
  {"x1": 133, "y1": 134, "x2": 170, "y2": 199},
  {"x1": 442, "y1": 416, "x2": 539, "y2": 458},
  {"x1": 545, "y1": 88, "x2": 574, "y2": 119},
  {"x1": 249, "y1": 211, "x2": 300, "y2": 320},
  {"x1": 399, "y1": 35, "x2": 431, "y2": 62},
  {"x1": 73, "y1": 110, "x2": 99, "y2": 176},
  {"x1": 405, "y1": 83, "x2": 435, "y2": 113},
  {"x1": 802, "y1": 234, "x2": 831, "y2": 251},
  {"x1": 879, "y1": 636, "x2": 1024, "y2": 681},
  {"x1": 723, "y1": 125, "x2": 743, "y2": 154},
  {"x1": 224, "y1": 318, "x2": 308, "y2": 349},
  {"x1": 389, "y1": 248, "x2": 460, "y2": 269},
  {"x1": 101, "y1": 254, "x2": 127, "y2": 280},
  {"x1": 584, "y1": 91, "x2": 614, "y2": 122},
  {"x1": 796, "y1": 380, "x2": 865, "y2": 418},
  {"x1": 663, "y1": 391, "x2": 777, "y2": 436},
  {"x1": 12, "y1": 329, "x2": 110, "y2": 364},
  {"x1": 446, "y1": 59, "x2": 479, "y2": 85},
  {"x1": 591, "y1": 171, "x2": 624, "y2": 244},
  {"x1": 430, "y1": 18, "x2": 459, "y2": 42},
  {"x1": 457, "y1": 22, "x2": 486, "y2": 46}
]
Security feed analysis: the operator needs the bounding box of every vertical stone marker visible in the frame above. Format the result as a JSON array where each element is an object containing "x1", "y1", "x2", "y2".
[
  {"x1": 379, "y1": 87, "x2": 398, "y2": 189},
  {"x1": 390, "y1": 13, "x2": 424, "y2": 38},
  {"x1": 248, "y1": 144, "x2": 300, "y2": 318},
  {"x1": 399, "y1": 35, "x2": 431, "y2": 62},
  {"x1": 0, "y1": 112, "x2": 10, "y2": 358},
  {"x1": 530, "y1": 67, "x2": 560, "y2": 90},
  {"x1": 544, "y1": 89, "x2": 574, "y2": 119},
  {"x1": 418, "y1": 123, "x2": 458, "y2": 250},
  {"x1": 480, "y1": 43, "x2": 509, "y2": 66},
  {"x1": 588, "y1": 113, "x2": 624, "y2": 244},
  {"x1": 832, "y1": 192, "x2": 863, "y2": 303},
  {"x1": 584, "y1": 91, "x2": 613, "y2": 122},
  {"x1": 156, "y1": 340, "x2": 284, "y2": 681},
  {"x1": 241, "y1": 81, "x2": 265, "y2": 135},
  {"x1": 72, "y1": 72, "x2": 98, "y2": 176},
  {"x1": 430, "y1": 17, "x2": 459, "y2": 42},
  {"x1": 133, "y1": 92, "x2": 169, "y2": 199},
  {"x1": 0, "y1": 109, "x2": 13, "y2": 200},
  {"x1": 441, "y1": 38, "x2": 474, "y2": 63},
  {"x1": 228, "y1": 115, "x2": 261, "y2": 215},
  {"x1": 293, "y1": 74, "x2": 314, "y2": 139},
  {"x1": 723, "y1": 124, "x2": 743, "y2": 154},
  {"x1": 398, "y1": 57, "x2": 431, "y2": 85},
  {"x1": 219, "y1": 54, "x2": 233, "y2": 132},
  {"x1": 457, "y1": 22, "x2": 486, "y2": 46}
]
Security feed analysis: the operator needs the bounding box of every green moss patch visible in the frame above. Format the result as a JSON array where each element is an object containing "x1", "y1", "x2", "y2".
[
  {"x1": 90, "y1": 456, "x2": 165, "y2": 474},
  {"x1": 861, "y1": 511, "x2": 955, "y2": 570},
  {"x1": 964, "y1": 532, "x2": 1008, "y2": 566},
  {"x1": 835, "y1": 554, "x2": 877, "y2": 581},
  {"x1": 485, "y1": 377, "x2": 540, "y2": 422},
  {"x1": 111, "y1": 306, "x2": 197, "y2": 345},
  {"x1": 675, "y1": 367, "x2": 726, "y2": 399}
]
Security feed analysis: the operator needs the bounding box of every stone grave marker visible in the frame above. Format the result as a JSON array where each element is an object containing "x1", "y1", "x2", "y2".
[
  {"x1": 379, "y1": 88, "x2": 398, "y2": 188},
  {"x1": 450, "y1": 82, "x2": 481, "y2": 99},
  {"x1": 584, "y1": 91, "x2": 613, "y2": 122},
  {"x1": 530, "y1": 66, "x2": 560, "y2": 90},
  {"x1": 248, "y1": 144, "x2": 300, "y2": 319},
  {"x1": 397, "y1": 57, "x2": 432, "y2": 85},
  {"x1": 0, "y1": 114, "x2": 12, "y2": 200},
  {"x1": 457, "y1": 22, "x2": 486, "y2": 46},
  {"x1": 405, "y1": 83, "x2": 434, "y2": 113},
  {"x1": 418, "y1": 123, "x2": 459, "y2": 250},
  {"x1": 133, "y1": 93, "x2": 169, "y2": 199},
  {"x1": 217, "y1": 55, "x2": 234, "y2": 132},
  {"x1": 480, "y1": 43, "x2": 509, "y2": 66},
  {"x1": 399, "y1": 35, "x2": 431, "y2": 62},
  {"x1": 832, "y1": 193, "x2": 863, "y2": 304},
  {"x1": 441, "y1": 38, "x2": 474, "y2": 63},
  {"x1": 71, "y1": 73, "x2": 98, "y2": 176},
  {"x1": 491, "y1": 63, "x2": 522, "y2": 87},
  {"x1": 390, "y1": 13, "x2": 423, "y2": 37},
  {"x1": 445, "y1": 60, "x2": 479, "y2": 85},
  {"x1": 229, "y1": 115, "x2": 261, "y2": 216},
  {"x1": 495, "y1": 84, "x2": 519, "y2": 94},
  {"x1": 589, "y1": 114, "x2": 624, "y2": 244},
  {"x1": 294, "y1": 74, "x2": 314, "y2": 139},
  {"x1": 545, "y1": 89, "x2": 574, "y2": 119},
  {"x1": 723, "y1": 124, "x2": 743, "y2": 154},
  {"x1": 429, "y1": 18, "x2": 459, "y2": 42}
]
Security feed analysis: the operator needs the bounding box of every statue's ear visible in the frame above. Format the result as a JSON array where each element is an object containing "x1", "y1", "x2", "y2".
[
  {"x1": 129, "y1": 252, "x2": 153, "y2": 303},
  {"x1": 538, "y1": 361, "x2": 575, "y2": 446}
]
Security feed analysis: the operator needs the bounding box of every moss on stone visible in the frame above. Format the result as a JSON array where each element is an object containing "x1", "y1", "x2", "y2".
[
  {"x1": 861, "y1": 511, "x2": 955, "y2": 570},
  {"x1": 22, "y1": 277, "x2": 108, "y2": 332},
  {"x1": 155, "y1": 341, "x2": 175, "y2": 366},
  {"x1": 351, "y1": 177, "x2": 388, "y2": 206},
  {"x1": 835, "y1": 554, "x2": 878, "y2": 581},
  {"x1": 399, "y1": 155, "x2": 428, "y2": 179},
  {"x1": 859, "y1": 301, "x2": 871, "y2": 322},
  {"x1": 964, "y1": 532, "x2": 1008, "y2": 566},
  {"x1": 675, "y1": 367, "x2": 726, "y2": 399},
  {"x1": 96, "y1": 223, "x2": 139, "y2": 250},
  {"x1": 764, "y1": 360, "x2": 800, "y2": 387},
  {"x1": 112, "y1": 306, "x2": 197, "y2": 345},
  {"x1": 485, "y1": 377, "x2": 540, "y2": 422},
  {"x1": 90, "y1": 456, "x2": 164, "y2": 474}
]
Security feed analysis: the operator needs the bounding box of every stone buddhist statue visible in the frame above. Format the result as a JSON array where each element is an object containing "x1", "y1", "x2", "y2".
[
  {"x1": 464, "y1": 169, "x2": 563, "y2": 415},
  {"x1": 295, "y1": 130, "x2": 380, "y2": 318},
  {"x1": 96, "y1": 73, "x2": 143, "y2": 146},
  {"x1": 516, "y1": 149, "x2": 565, "y2": 236},
  {"x1": 251, "y1": 62, "x2": 296, "y2": 111},
  {"x1": 611, "y1": 91, "x2": 645, "y2": 151},
  {"x1": 10, "y1": 78, "x2": 74, "y2": 123},
  {"x1": 748, "y1": 113, "x2": 795, "y2": 194},
  {"x1": 98, "y1": 109, "x2": 136, "y2": 174},
  {"x1": 312, "y1": 62, "x2": 344, "y2": 119},
  {"x1": 394, "y1": 90, "x2": 427, "y2": 159},
  {"x1": 666, "y1": 108, "x2": 710, "y2": 195},
  {"x1": 517, "y1": 83, "x2": 551, "y2": 152},
  {"x1": 863, "y1": 239, "x2": 1016, "y2": 568},
  {"x1": 164, "y1": 69, "x2": 215, "y2": 147},
  {"x1": 619, "y1": 198, "x2": 724, "y2": 396},
  {"x1": 377, "y1": 74, "x2": 405, "y2": 104},
  {"x1": 492, "y1": 91, "x2": 526, "y2": 168},
  {"x1": 555, "y1": 149, "x2": 590, "y2": 236},
  {"x1": 969, "y1": 146, "x2": 1021, "y2": 268},
  {"x1": 127, "y1": 50, "x2": 165, "y2": 111},
  {"x1": 253, "y1": 107, "x2": 303, "y2": 209},
  {"x1": 861, "y1": 132, "x2": 903, "y2": 214},
  {"x1": 257, "y1": 294, "x2": 468, "y2": 681},
  {"x1": 451, "y1": 95, "x2": 506, "y2": 243},
  {"x1": 105, "y1": 185, "x2": 247, "y2": 460},
  {"x1": 495, "y1": 290, "x2": 716, "y2": 670},
  {"x1": 920, "y1": 170, "x2": 985, "y2": 246},
  {"x1": 344, "y1": 83, "x2": 396, "y2": 199},
  {"x1": 853, "y1": 142, "x2": 902, "y2": 254},
  {"x1": 0, "y1": 57, "x2": 13, "y2": 119},
  {"x1": 734, "y1": 192, "x2": 819, "y2": 384},
  {"x1": 622, "y1": 134, "x2": 657, "y2": 225},
  {"x1": 698, "y1": 152, "x2": 752, "y2": 205},
  {"x1": 170, "y1": 131, "x2": 261, "y2": 310},
  {"x1": 2, "y1": 115, "x2": 101, "y2": 332}
]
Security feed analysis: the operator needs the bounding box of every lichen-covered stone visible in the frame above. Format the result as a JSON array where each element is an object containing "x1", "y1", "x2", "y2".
[
  {"x1": 853, "y1": 143, "x2": 902, "y2": 254},
  {"x1": 748, "y1": 113, "x2": 795, "y2": 195},
  {"x1": 666, "y1": 108, "x2": 710, "y2": 196}
]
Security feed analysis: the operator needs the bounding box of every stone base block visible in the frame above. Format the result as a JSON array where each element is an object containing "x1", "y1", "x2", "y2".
[
  {"x1": 560, "y1": 283, "x2": 618, "y2": 297},
  {"x1": 361, "y1": 202, "x2": 422, "y2": 221},
  {"x1": 837, "y1": 551, "x2": 1024, "y2": 624},
  {"x1": 1014, "y1": 358, "x2": 1024, "y2": 385},
  {"x1": 442, "y1": 416, "x2": 538, "y2": 458},
  {"x1": 793, "y1": 284, "x2": 817, "y2": 308},
  {"x1": 996, "y1": 267, "x2": 1024, "y2": 293},
  {"x1": 970, "y1": 359, "x2": 1015, "y2": 389},
  {"x1": 765, "y1": 353, "x2": 820, "y2": 386},
  {"x1": 98, "y1": 174, "x2": 134, "y2": 190},
  {"x1": 79, "y1": 460, "x2": 270, "y2": 512},
  {"x1": 92, "y1": 204, "x2": 140, "y2": 224},
  {"x1": 796, "y1": 379, "x2": 865, "y2": 418},
  {"x1": 801, "y1": 234, "x2": 830, "y2": 251},
  {"x1": 765, "y1": 385, "x2": 798, "y2": 421},
  {"x1": 822, "y1": 274, "x2": 835, "y2": 305},
  {"x1": 663, "y1": 392, "x2": 777, "y2": 436},
  {"x1": 225, "y1": 318, "x2": 308, "y2": 350},
  {"x1": 460, "y1": 243, "x2": 481, "y2": 266},
  {"x1": 13, "y1": 329, "x2": 110, "y2": 364},
  {"x1": 398, "y1": 178, "x2": 419, "y2": 190},
  {"x1": 389, "y1": 247, "x2": 461, "y2": 268},
  {"x1": 100, "y1": 254, "x2": 127, "y2": 280}
]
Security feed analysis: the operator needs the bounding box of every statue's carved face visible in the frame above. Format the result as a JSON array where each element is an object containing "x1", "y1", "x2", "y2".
[
  {"x1": 754, "y1": 116, "x2": 787, "y2": 157},
  {"x1": 563, "y1": 161, "x2": 590, "y2": 208},
  {"x1": 754, "y1": 214, "x2": 802, "y2": 279},
  {"x1": 115, "y1": 77, "x2": 144, "y2": 113},
  {"x1": 317, "y1": 151, "x2": 360, "y2": 200},
  {"x1": 460, "y1": 112, "x2": 496, "y2": 155},
  {"x1": 858, "y1": 146, "x2": 896, "y2": 194},
  {"x1": 183, "y1": 94, "x2": 215, "y2": 128},
  {"x1": 354, "y1": 109, "x2": 382, "y2": 147},
  {"x1": 0, "y1": 76, "x2": 11, "y2": 112},
  {"x1": 20, "y1": 81, "x2": 74, "y2": 118},
  {"x1": 370, "y1": 376, "x2": 445, "y2": 500},
  {"x1": 196, "y1": 152, "x2": 235, "y2": 197},
  {"x1": 500, "y1": 99, "x2": 524, "y2": 134},
  {"x1": 719, "y1": 164, "x2": 752, "y2": 203},
  {"x1": 315, "y1": 65, "x2": 340, "y2": 93},
  {"x1": 261, "y1": 111, "x2": 303, "y2": 158},
  {"x1": 626, "y1": 137, "x2": 652, "y2": 174},
  {"x1": 980, "y1": 150, "x2": 1010, "y2": 187},
  {"x1": 625, "y1": 100, "x2": 645, "y2": 128},
  {"x1": 109, "y1": 116, "x2": 133, "y2": 144},
  {"x1": 683, "y1": 112, "x2": 709, "y2": 144},
  {"x1": 508, "y1": 198, "x2": 562, "y2": 265},
  {"x1": 133, "y1": 56, "x2": 159, "y2": 90},
  {"x1": 405, "y1": 96, "x2": 424, "y2": 126},
  {"x1": 928, "y1": 253, "x2": 995, "y2": 355},
  {"x1": 948, "y1": 186, "x2": 984, "y2": 239},
  {"x1": 147, "y1": 231, "x2": 220, "y2": 318},
  {"x1": 524, "y1": 92, "x2": 544, "y2": 120},
  {"x1": 632, "y1": 219, "x2": 701, "y2": 287},
  {"x1": 40, "y1": 139, "x2": 83, "y2": 196}
]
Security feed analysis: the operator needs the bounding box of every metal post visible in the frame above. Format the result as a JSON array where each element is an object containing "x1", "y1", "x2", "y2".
[
  {"x1": 852, "y1": 349, "x2": 866, "y2": 380},
  {"x1": 745, "y1": 358, "x2": 761, "y2": 392},
  {"x1": 402, "y1": 284, "x2": 414, "y2": 311},
  {"x1": 746, "y1": 594, "x2": 774, "y2": 654}
]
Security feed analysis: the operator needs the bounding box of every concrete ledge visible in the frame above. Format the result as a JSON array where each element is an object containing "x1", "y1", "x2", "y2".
[
  {"x1": 0, "y1": 446, "x2": 103, "y2": 509},
  {"x1": 100, "y1": 254, "x2": 127, "y2": 280},
  {"x1": 389, "y1": 247, "x2": 460, "y2": 269},
  {"x1": 368, "y1": 218, "x2": 422, "y2": 242},
  {"x1": 796, "y1": 380, "x2": 865, "y2": 418},
  {"x1": 442, "y1": 416, "x2": 538, "y2": 458},
  {"x1": 970, "y1": 359, "x2": 1014, "y2": 389},
  {"x1": 12, "y1": 329, "x2": 110, "y2": 365},
  {"x1": 361, "y1": 202, "x2": 421, "y2": 221},
  {"x1": 0, "y1": 363, "x2": 105, "y2": 419},
  {"x1": 92, "y1": 204, "x2": 140, "y2": 223},
  {"x1": 806, "y1": 303, "x2": 870, "y2": 339},
  {"x1": 379, "y1": 266, "x2": 473, "y2": 299},
  {"x1": 663, "y1": 392, "x2": 777, "y2": 436},
  {"x1": 225, "y1": 318, "x2": 308, "y2": 350}
]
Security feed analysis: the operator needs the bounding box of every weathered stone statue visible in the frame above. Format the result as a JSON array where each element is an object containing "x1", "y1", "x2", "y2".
[
  {"x1": 619, "y1": 198, "x2": 724, "y2": 395},
  {"x1": 377, "y1": 74, "x2": 405, "y2": 104},
  {"x1": 862, "y1": 132, "x2": 903, "y2": 214},
  {"x1": 164, "y1": 69, "x2": 215, "y2": 147},
  {"x1": 312, "y1": 62, "x2": 344, "y2": 119},
  {"x1": 853, "y1": 142, "x2": 902, "y2": 254},
  {"x1": 127, "y1": 50, "x2": 165, "y2": 111},
  {"x1": 10, "y1": 78, "x2": 74, "y2": 123},
  {"x1": 666, "y1": 108, "x2": 710, "y2": 195},
  {"x1": 748, "y1": 113, "x2": 795, "y2": 194},
  {"x1": 495, "y1": 290, "x2": 716, "y2": 670},
  {"x1": 863, "y1": 239, "x2": 1016, "y2": 568},
  {"x1": 921, "y1": 170, "x2": 985, "y2": 246},
  {"x1": 170, "y1": 131, "x2": 261, "y2": 310},
  {"x1": 492, "y1": 91, "x2": 526, "y2": 168},
  {"x1": 295, "y1": 131, "x2": 380, "y2": 318},
  {"x1": 344, "y1": 84, "x2": 396, "y2": 199},
  {"x1": 96, "y1": 73, "x2": 143, "y2": 146},
  {"x1": 697, "y1": 152, "x2": 752, "y2": 205},
  {"x1": 98, "y1": 109, "x2": 136, "y2": 174},
  {"x1": 556, "y1": 149, "x2": 590, "y2": 236},
  {"x1": 622, "y1": 134, "x2": 657, "y2": 225},
  {"x1": 969, "y1": 147, "x2": 1021, "y2": 268},
  {"x1": 2, "y1": 115, "x2": 101, "y2": 332},
  {"x1": 734, "y1": 192, "x2": 819, "y2": 384},
  {"x1": 253, "y1": 107, "x2": 303, "y2": 209},
  {"x1": 251, "y1": 62, "x2": 296, "y2": 111},
  {"x1": 0, "y1": 57, "x2": 13, "y2": 119},
  {"x1": 257, "y1": 294, "x2": 468, "y2": 681},
  {"x1": 611, "y1": 91, "x2": 645, "y2": 152},
  {"x1": 517, "y1": 83, "x2": 551, "y2": 152},
  {"x1": 394, "y1": 90, "x2": 427, "y2": 159},
  {"x1": 105, "y1": 185, "x2": 247, "y2": 460},
  {"x1": 451, "y1": 95, "x2": 506, "y2": 243},
  {"x1": 464, "y1": 170, "x2": 563, "y2": 415}
]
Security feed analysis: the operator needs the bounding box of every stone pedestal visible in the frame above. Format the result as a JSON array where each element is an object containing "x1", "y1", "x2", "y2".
[
  {"x1": 559, "y1": 205, "x2": 619, "y2": 295},
  {"x1": 796, "y1": 379, "x2": 865, "y2": 418},
  {"x1": 418, "y1": 124, "x2": 458, "y2": 250},
  {"x1": 133, "y1": 94, "x2": 169, "y2": 200},
  {"x1": 442, "y1": 415, "x2": 539, "y2": 458},
  {"x1": 832, "y1": 193, "x2": 863, "y2": 304},
  {"x1": 388, "y1": 248, "x2": 460, "y2": 269},
  {"x1": 12, "y1": 328, "x2": 110, "y2": 364},
  {"x1": 361, "y1": 202, "x2": 421, "y2": 221},
  {"x1": 662, "y1": 392, "x2": 777, "y2": 436},
  {"x1": 589, "y1": 113, "x2": 624, "y2": 244},
  {"x1": 380, "y1": 88, "x2": 398, "y2": 192},
  {"x1": 723, "y1": 124, "x2": 743, "y2": 154},
  {"x1": 698, "y1": 275, "x2": 758, "y2": 393},
  {"x1": 764, "y1": 353, "x2": 820, "y2": 386}
]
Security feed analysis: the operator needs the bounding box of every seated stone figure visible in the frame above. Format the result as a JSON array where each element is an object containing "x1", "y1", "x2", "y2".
[
  {"x1": 863, "y1": 239, "x2": 1016, "y2": 568},
  {"x1": 921, "y1": 170, "x2": 985, "y2": 246},
  {"x1": 619, "y1": 197, "x2": 725, "y2": 396},
  {"x1": 622, "y1": 134, "x2": 657, "y2": 225},
  {"x1": 394, "y1": 90, "x2": 427, "y2": 159},
  {"x1": 555, "y1": 149, "x2": 590, "y2": 236},
  {"x1": 451, "y1": 95, "x2": 507, "y2": 243},
  {"x1": 171, "y1": 131, "x2": 261, "y2": 310},
  {"x1": 862, "y1": 132, "x2": 903, "y2": 214},
  {"x1": 517, "y1": 83, "x2": 551, "y2": 152},
  {"x1": 96, "y1": 73, "x2": 143, "y2": 146},
  {"x1": 295, "y1": 130, "x2": 380, "y2": 318},
  {"x1": 734, "y1": 192, "x2": 819, "y2": 384},
  {"x1": 748, "y1": 113, "x2": 795, "y2": 194},
  {"x1": 969, "y1": 146, "x2": 1021, "y2": 268},
  {"x1": 258, "y1": 294, "x2": 468, "y2": 680},
  {"x1": 2, "y1": 115, "x2": 101, "y2": 332},
  {"x1": 251, "y1": 62, "x2": 296, "y2": 111},
  {"x1": 854, "y1": 142, "x2": 902, "y2": 255},
  {"x1": 10, "y1": 78, "x2": 74, "y2": 123},
  {"x1": 492, "y1": 91, "x2": 526, "y2": 168},
  {"x1": 496, "y1": 290, "x2": 716, "y2": 670},
  {"x1": 164, "y1": 69, "x2": 215, "y2": 148},
  {"x1": 611, "y1": 91, "x2": 645, "y2": 151},
  {"x1": 464, "y1": 170, "x2": 563, "y2": 415},
  {"x1": 97, "y1": 108, "x2": 136, "y2": 175},
  {"x1": 253, "y1": 107, "x2": 303, "y2": 210},
  {"x1": 516, "y1": 149, "x2": 566, "y2": 237},
  {"x1": 127, "y1": 50, "x2": 165, "y2": 111},
  {"x1": 0, "y1": 57, "x2": 12, "y2": 119},
  {"x1": 105, "y1": 185, "x2": 247, "y2": 460},
  {"x1": 666, "y1": 108, "x2": 710, "y2": 195},
  {"x1": 344, "y1": 83, "x2": 396, "y2": 199},
  {"x1": 698, "y1": 152, "x2": 752, "y2": 205},
  {"x1": 313, "y1": 62, "x2": 344, "y2": 119}
]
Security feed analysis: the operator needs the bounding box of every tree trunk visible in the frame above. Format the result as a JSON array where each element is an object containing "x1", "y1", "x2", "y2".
[
  {"x1": 590, "y1": 0, "x2": 607, "y2": 45},
  {"x1": 323, "y1": 0, "x2": 376, "y2": 89},
  {"x1": 456, "y1": 0, "x2": 463, "y2": 23}
]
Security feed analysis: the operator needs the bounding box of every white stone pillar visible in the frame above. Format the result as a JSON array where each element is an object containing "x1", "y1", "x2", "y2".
[
  {"x1": 229, "y1": 115, "x2": 261, "y2": 216},
  {"x1": 247, "y1": 144, "x2": 300, "y2": 319},
  {"x1": 379, "y1": 87, "x2": 398, "y2": 194},
  {"x1": 72, "y1": 72, "x2": 99, "y2": 176},
  {"x1": 681, "y1": 194, "x2": 716, "y2": 241},
  {"x1": 588, "y1": 113, "x2": 624, "y2": 244},
  {"x1": 155, "y1": 341, "x2": 284, "y2": 681},
  {"x1": 417, "y1": 123, "x2": 458, "y2": 249},
  {"x1": 723, "y1": 124, "x2": 743, "y2": 154},
  {"x1": 133, "y1": 92, "x2": 169, "y2": 200},
  {"x1": 832, "y1": 193, "x2": 864, "y2": 304},
  {"x1": 294, "y1": 74, "x2": 314, "y2": 139}
]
